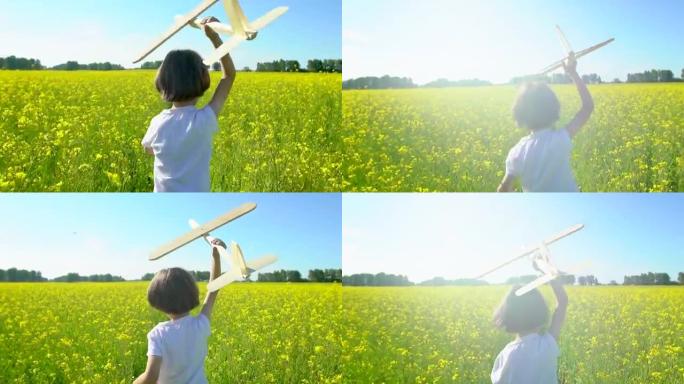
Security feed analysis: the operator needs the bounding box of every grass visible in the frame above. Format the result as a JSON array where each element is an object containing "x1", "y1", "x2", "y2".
[
  {"x1": 0, "y1": 71, "x2": 342, "y2": 192},
  {"x1": 342, "y1": 286, "x2": 684, "y2": 383},
  {"x1": 341, "y1": 84, "x2": 684, "y2": 192},
  {"x1": 0, "y1": 282, "x2": 342, "y2": 383}
]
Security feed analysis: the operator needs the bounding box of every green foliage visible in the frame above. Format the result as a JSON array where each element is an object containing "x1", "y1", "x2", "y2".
[
  {"x1": 342, "y1": 286, "x2": 684, "y2": 383},
  {"x1": 341, "y1": 84, "x2": 684, "y2": 191},
  {"x1": 0, "y1": 71, "x2": 342, "y2": 192},
  {"x1": 0, "y1": 283, "x2": 341, "y2": 383}
]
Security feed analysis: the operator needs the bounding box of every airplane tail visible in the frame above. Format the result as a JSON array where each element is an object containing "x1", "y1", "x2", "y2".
[{"x1": 207, "y1": 269, "x2": 243, "y2": 292}]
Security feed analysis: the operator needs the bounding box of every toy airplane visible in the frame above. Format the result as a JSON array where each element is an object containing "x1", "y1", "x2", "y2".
[
  {"x1": 133, "y1": 0, "x2": 289, "y2": 65},
  {"x1": 538, "y1": 26, "x2": 614, "y2": 75},
  {"x1": 188, "y1": 219, "x2": 277, "y2": 292},
  {"x1": 149, "y1": 202, "x2": 257, "y2": 260},
  {"x1": 475, "y1": 224, "x2": 585, "y2": 296},
  {"x1": 149, "y1": 203, "x2": 277, "y2": 292}
]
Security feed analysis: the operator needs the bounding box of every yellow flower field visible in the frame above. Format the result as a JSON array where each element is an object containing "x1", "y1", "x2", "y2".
[
  {"x1": 0, "y1": 283, "x2": 341, "y2": 383},
  {"x1": 342, "y1": 84, "x2": 684, "y2": 192},
  {"x1": 0, "y1": 71, "x2": 342, "y2": 192},
  {"x1": 342, "y1": 286, "x2": 684, "y2": 383}
]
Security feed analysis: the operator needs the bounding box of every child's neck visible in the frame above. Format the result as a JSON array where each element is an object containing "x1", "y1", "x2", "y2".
[
  {"x1": 172, "y1": 99, "x2": 198, "y2": 109},
  {"x1": 169, "y1": 312, "x2": 190, "y2": 321}
]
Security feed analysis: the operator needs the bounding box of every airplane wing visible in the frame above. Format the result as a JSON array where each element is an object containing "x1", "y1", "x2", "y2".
[
  {"x1": 246, "y1": 255, "x2": 278, "y2": 274},
  {"x1": 515, "y1": 274, "x2": 558, "y2": 296},
  {"x1": 207, "y1": 268, "x2": 243, "y2": 292},
  {"x1": 539, "y1": 38, "x2": 614, "y2": 75},
  {"x1": 543, "y1": 224, "x2": 584, "y2": 246},
  {"x1": 249, "y1": 7, "x2": 289, "y2": 31},
  {"x1": 202, "y1": 36, "x2": 247, "y2": 66},
  {"x1": 555, "y1": 25, "x2": 573, "y2": 55},
  {"x1": 474, "y1": 244, "x2": 540, "y2": 279},
  {"x1": 475, "y1": 224, "x2": 584, "y2": 279},
  {"x1": 149, "y1": 203, "x2": 257, "y2": 260},
  {"x1": 574, "y1": 39, "x2": 615, "y2": 60},
  {"x1": 133, "y1": 0, "x2": 220, "y2": 63}
]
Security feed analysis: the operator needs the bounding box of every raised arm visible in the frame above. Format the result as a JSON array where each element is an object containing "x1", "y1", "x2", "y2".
[
  {"x1": 201, "y1": 17, "x2": 237, "y2": 117},
  {"x1": 548, "y1": 279, "x2": 568, "y2": 342},
  {"x1": 563, "y1": 53, "x2": 594, "y2": 138},
  {"x1": 200, "y1": 245, "x2": 221, "y2": 321}
]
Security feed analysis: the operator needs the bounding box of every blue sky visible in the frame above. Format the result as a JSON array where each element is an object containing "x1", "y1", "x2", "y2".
[
  {"x1": 344, "y1": 0, "x2": 684, "y2": 84},
  {"x1": 0, "y1": 194, "x2": 341, "y2": 280},
  {"x1": 0, "y1": 0, "x2": 340, "y2": 68},
  {"x1": 343, "y1": 194, "x2": 684, "y2": 284}
]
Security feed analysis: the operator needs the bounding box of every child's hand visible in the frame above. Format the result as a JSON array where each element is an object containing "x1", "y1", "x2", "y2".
[
  {"x1": 201, "y1": 17, "x2": 221, "y2": 41},
  {"x1": 563, "y1": 52, "x2": 578, "y2": 76}
]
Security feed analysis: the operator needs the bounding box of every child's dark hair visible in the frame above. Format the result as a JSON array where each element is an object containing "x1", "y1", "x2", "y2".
[
  {"x1": 147, "y1": 268, "x2": 200, "y2": 315},
  {"x1": 155, "y1": 50, "x2": 210, "y2": 102},
  {"x1": 513, "y1": 82, "x2": 560, "y2": 130},
  {"x1": 493, "y1": 286, "x2": 549, "y2": 333}
]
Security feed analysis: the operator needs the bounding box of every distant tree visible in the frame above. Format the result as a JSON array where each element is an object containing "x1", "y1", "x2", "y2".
[
  {"x1": 658, "y1": 70, "x2": 674, "y2": 82},
  {"x1": 609, "y1": 280, "x2": 618, "y2": 286},
  {"x1": 343, "y1": 76, "x2": 416, "y2": 90},
  {"x1": 505, "y1": 275, "x2": 539, "y2": 285},
  {"x1": 581, "y1": 74, "x2": 602, "y2": 84},
  {"x1": 308, "y1": 269, "x2": 325, "y2": 282},
  {"x1": 654, "y1": 273, "x2": 671, "y2": 285},
  {"x1": 422, "y1": 78, "x2": 491, "y2": 88},
  {"x1": 558, "y1": 274, "x2": 576, "y2": 285},
  {"x1": 242, "y1": 66, "x2": 252, "y2": 72},
  {"x1": 141, "y1": 273, "x2": 155, "y2": 281},
  {"x1": 0, "y1": 269, "x2": 5, "y2": 281},
  {"x1": 342, "y1": 273, "x2": 412, "y2": 286},
  {"x1": 679, "y1": 272, "x2": 684, "y2": 284},
  {"x1": 578, "y1": 276, "x2": 587, "y2": 286},
  {"x1": 681, "y1": 69, "x2": 684, "y2": 81},
  {"x1": 419, "y1": 277, "x2": 488, "y2": 286},
  {"x1": 307, "y1": 59, "x2": 323, "y2": 72},
  {"x1": 0, "y1": 57, "x2": 4, "y2": 69},
  {"x1": 612, "y1": 78, "x2": 622, "y2": 84},
  {"x1": 141, "y1": 61, "x2": 163, "y2": 70},
  {"x1": 212, "y1": 62, "x2": 221, "y2": 72}
]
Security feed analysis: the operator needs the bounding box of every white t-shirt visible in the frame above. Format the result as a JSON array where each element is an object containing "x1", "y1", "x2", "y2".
[
  {"x1": 505, "y1": 128, "x2": 578, "y2": 192},
  {"x1": 147, "y1": 314, "x2": 211, "y2": 384},
  {"x1": 491, "y1": 332, "x2": 560, "y2": 384},
  {"x1": 142, "y1": 105, "x2": 218, "y2": 192}
]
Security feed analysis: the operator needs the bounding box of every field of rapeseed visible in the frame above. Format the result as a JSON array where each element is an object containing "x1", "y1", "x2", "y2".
[
  {"x1": 0, "y1": 71, "x2": 342, "y2": 192},
  {"x1": 341, "y1": 286, "x2": 684, "y2": 383},
  {"x1": 0, "y1": 282, "x2": 341, "y2": 383},
  {"x1": 342, "y1": 84, "x2": 684, "y2": 192}
]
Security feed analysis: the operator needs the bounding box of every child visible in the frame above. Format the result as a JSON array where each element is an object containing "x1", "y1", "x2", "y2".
[
  {"x1": 133, "y1": 247, "x2": 222, "y2": 384},
  {"x1": 498, "y1": 54, "x2": 594, "y2": 192},
  {"x1": 490, "y1": 279, "x2": 568, "y2": 384},
  {"x1": 142, "y1": 17, "x2": 237, "y2": 192}
]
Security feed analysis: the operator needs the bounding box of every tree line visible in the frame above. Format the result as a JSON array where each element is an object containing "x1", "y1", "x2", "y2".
[
  {"x1": 257, "y1": 268, "x2": 342, "y2": 283},
  {"x1": 142, "y1": 269, "x2": 342, "y2": 283},
  {"x1": 0, "y1": 56, "x2": 44, "y2": 70},
  {"x1": 52, "y1": 61, "x2": 125, "y2": 71},
  {"x1": 0, "y1": 56, "x2": 125, "y2": 71},
  {"x1": 255, "y1": 59, "x2": 342, "y2": 73},
  {"x1": 53, "y1": 273, "x2": 126, "y2": 282},
  {"x1": 343, "y1": 272, "x2": 684, "y2": 287},
  {"x1": 138, "y1": 59, "x2": 342, "y2": 73},
  {"x1": 342, "y1": 273, "x2": 412, "y2": 286},
  {"x1": 0, "y1": 268, "x2": 47, "y2": 282}
]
